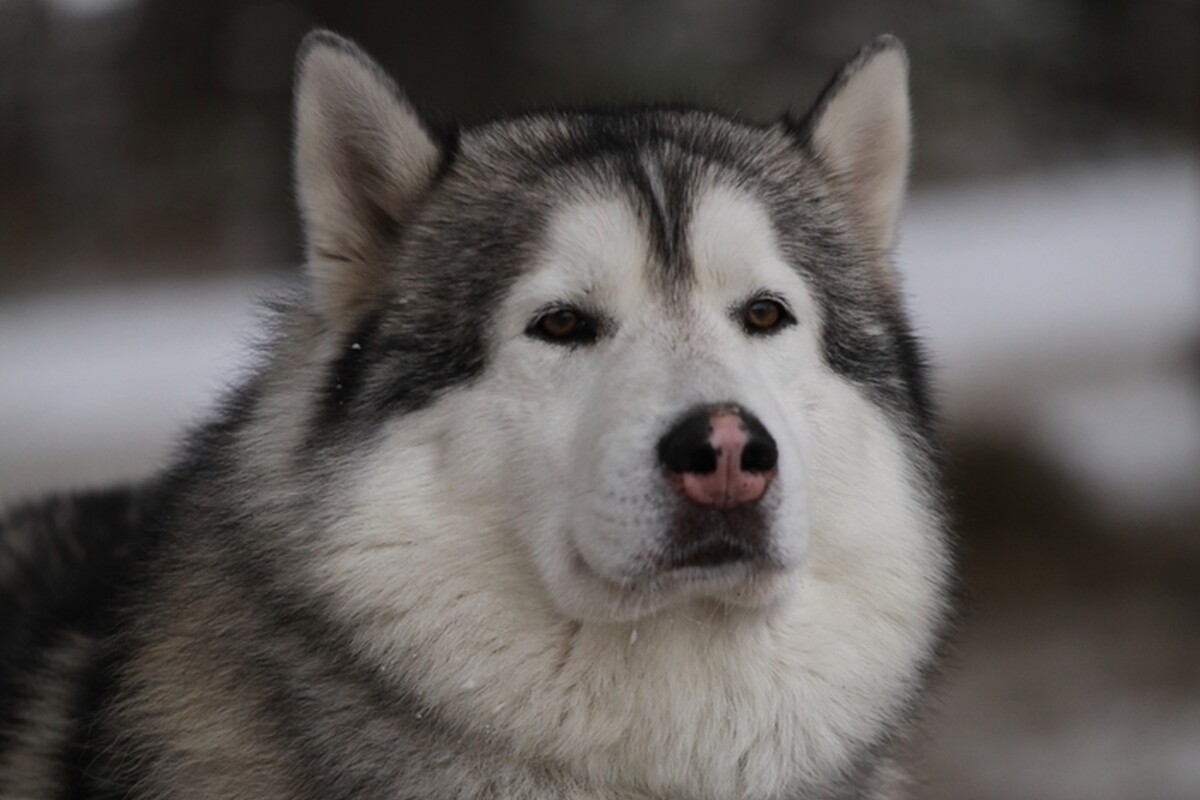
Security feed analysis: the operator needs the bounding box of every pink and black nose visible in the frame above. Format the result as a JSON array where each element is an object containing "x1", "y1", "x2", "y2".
[{"x1": 657, "y1": 405, "x2": 778, "y2": 509}]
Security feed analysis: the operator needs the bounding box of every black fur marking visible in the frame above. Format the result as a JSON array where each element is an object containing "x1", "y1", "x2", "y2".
[
  {"x1": 624, "y1": 151, "x2": 693, "y2": 294},
  {"x1": 322, "y1": 310, "x2": 383, "y2": 422},
  {"x1": 430, "y1": 119, "x2": 462, "y2": 182},
  {"x1": 623, "y1": 154, "x2": 675, "y2": 263},
  {"x1": 309, "y1": 296, "x2": 493, "y2": 441},
  {"x1": 0, "y1": 481, "x2": 180, "y2": 799},
  {"x1": 0, "y1": 488, "x2": 156, "y2": 735},
  {"x1": 889, "y1": 313, "x2": 938, "y2": 437},
  {"x1": 63, "y1": 643, "x2": 126, "y2": 800},
  {"x1": 378, "y1": 327, "x2": 488, "y2": 416}
]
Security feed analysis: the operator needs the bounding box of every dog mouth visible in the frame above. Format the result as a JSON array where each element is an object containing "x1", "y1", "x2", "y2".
[
  {"x1": 559, "y1": 490, "x2": 794, "y2": 620},
  {"x1": 645, "y1": 527, "x2": 788, "y2": 610},
  {"x1": 663, "y1": 534, "x2": 758, "y2": 570},
  {"x1": 659, "y1": 504, "x2": 775, "y2": 572},
  {"x1": 562, "y1": 512, "x2": 791, "y2": 621}
]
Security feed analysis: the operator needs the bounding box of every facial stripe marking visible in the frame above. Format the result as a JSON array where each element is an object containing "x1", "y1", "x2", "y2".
[
  {"x1": 639, "y1": 152, "x2": 673, "y2": 256},
  {"x1": 595, "y1": 147, "x2": 691, "y2": 301},
  {"x1": 321, "y1": 310, "x2": 382, "y2": 422}
]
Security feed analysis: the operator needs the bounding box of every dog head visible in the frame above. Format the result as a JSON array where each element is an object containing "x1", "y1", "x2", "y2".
[{"x1": 290, "y1": 32, "x2": 932, "y2": 625}]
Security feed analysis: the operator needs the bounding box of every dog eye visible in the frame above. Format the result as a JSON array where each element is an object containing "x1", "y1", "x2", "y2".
[
  {"x1": 528, "y1": 307, "x2": 598, "y2": 345},
  {"x1": 742, "y1": 298, "x2": 794, "y2": 335}
]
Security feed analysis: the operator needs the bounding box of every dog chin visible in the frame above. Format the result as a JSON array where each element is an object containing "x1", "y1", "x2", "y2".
[{"x1": 656, "y1": 559, "x2": 795, "y2": 611}]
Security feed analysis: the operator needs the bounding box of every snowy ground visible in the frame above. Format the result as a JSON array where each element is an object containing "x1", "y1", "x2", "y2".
[{"x1": 2, "y1": 156, "x2": 1198, "y2": 798}]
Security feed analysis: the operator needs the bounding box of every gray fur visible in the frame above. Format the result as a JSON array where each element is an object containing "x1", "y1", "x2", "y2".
[{"x1": 0, "y1": 31, "x2": 954, "y2": 799}]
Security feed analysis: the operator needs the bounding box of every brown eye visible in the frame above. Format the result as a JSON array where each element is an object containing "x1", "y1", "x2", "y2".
[
  {"x1": 528, "y1": 307, "x2": 598, "y2": 345},
  {"x1": 540, "y1": 309, "x2": 581, "y2": 338},
  {"x1": 743, "y1": 298, "x2": 793, "y2": 334}
]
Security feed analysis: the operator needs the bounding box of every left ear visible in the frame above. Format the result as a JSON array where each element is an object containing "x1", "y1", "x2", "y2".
[
  {"x1": 294, "y1": 30, "x2": 444, "y2": 327},
  {"x1": 795, "y1": 35, "x2": 911, "y2": 254}
]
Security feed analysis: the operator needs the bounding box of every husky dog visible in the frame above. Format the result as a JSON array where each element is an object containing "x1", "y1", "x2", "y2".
[{"x1": 0, "y1": 30, "x2": 954, "y2": 799}]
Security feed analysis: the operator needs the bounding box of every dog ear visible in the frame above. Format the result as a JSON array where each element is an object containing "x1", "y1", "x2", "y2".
[
  {"x1": 796, "y1": 35, "x2": 911, "y2": 254},
  {"x1": 294, "y1": 31, "x2": 442, "y2": 325}
]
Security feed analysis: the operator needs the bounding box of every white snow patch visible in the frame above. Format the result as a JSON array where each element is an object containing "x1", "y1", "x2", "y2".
[
  {"x1": 899, "y1": 155, "x2": 1200, "y2": 515},
  {"x1": 0, "y1": 275, "x2": 282, "y2": 504}
]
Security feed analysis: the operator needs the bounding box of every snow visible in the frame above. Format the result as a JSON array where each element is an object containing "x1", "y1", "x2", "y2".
[
  {"x1": 0, "y1": 277, "x2": 277, "y2": 502},
  {"x1": 899, "y1": 155, "x2": 1200, "y2": 515},
  {"x1": 900, "y1": 157, "x2": 1199, "y2": 376}
]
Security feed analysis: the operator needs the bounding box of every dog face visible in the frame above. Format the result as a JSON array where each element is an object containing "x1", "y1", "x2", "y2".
[{"x1": 287, "y1": 33, "x2": 931, "y2": 625}]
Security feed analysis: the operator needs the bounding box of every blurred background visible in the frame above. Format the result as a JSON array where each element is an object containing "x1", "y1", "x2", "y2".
[{"x1": 1, "y1": 1, "x2": 1197, "y2": 796}]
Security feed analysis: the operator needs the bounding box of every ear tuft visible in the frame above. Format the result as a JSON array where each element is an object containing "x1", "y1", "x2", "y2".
[
  {"x1": 294, "y1": 30, "x2": 442, "y2": 325},
  {"x1": 797, "y1": 35, "x2": 911, "y2": 254}
]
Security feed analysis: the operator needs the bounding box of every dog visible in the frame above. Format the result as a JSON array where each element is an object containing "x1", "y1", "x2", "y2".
[{"x1": 0, "y1": 30, "x2": 955, "y2": 799}]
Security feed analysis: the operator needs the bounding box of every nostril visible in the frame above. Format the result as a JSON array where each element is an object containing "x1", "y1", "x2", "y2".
[
  {"x1": 681, "y1": 442, "x2": 718, "y2": 474},
  {"x1": 657, "y1": 408, "x2": 719, "y2": 475},
  {"x1": 738, "y1": 412, "x2": 778, "y2": 473},
  {"x1": 741, "y1": 437, "x2": 777, "y2": 472}
]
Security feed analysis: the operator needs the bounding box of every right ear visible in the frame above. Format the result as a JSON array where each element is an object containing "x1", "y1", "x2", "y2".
[
  {"x1": 294, "y1": 31, "x2": 442, "y2": 325},
  {"x1": 792, "y1": 35, "x2": 911, "y2": 256}
]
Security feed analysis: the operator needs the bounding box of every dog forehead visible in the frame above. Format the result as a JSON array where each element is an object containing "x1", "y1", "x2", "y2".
[
  {"x1": 520, "y1": 180, "x2": 791, "y2": 301},
  {"x1": 687, "y1": 183, "x2": 794, "y2": 293},
  {"x1": 535, "y1": 192, "x2": 650, "y2": 295},
  {"x1": 440, "y1": 112, "x2": 812, "y2": 313}
]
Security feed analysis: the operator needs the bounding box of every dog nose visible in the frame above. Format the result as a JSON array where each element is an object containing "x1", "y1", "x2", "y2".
[{"x1": 657, "y1": 404, "x2": 778, "y2": 509}]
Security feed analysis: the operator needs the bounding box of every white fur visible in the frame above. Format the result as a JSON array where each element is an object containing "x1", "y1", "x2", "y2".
[{"x1": 307, "y1": 182, "x2": 950, "y2": 797}]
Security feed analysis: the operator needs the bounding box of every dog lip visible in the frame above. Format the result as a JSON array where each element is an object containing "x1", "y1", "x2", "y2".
[{"x1": 664, "y1": 535, "x2": 760, "y2": 571}]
